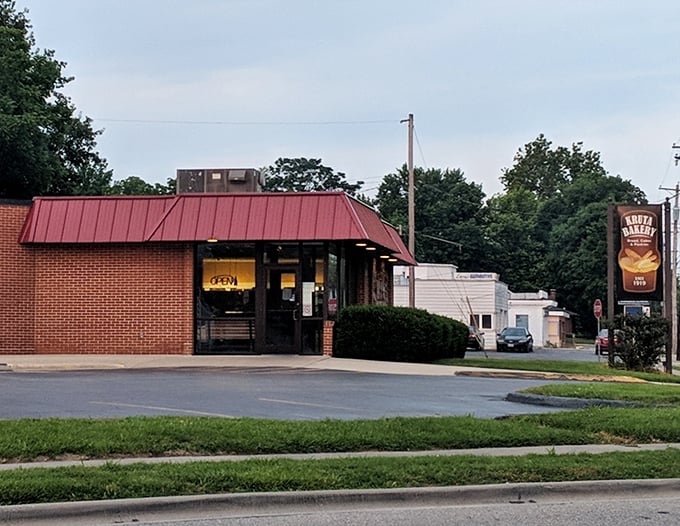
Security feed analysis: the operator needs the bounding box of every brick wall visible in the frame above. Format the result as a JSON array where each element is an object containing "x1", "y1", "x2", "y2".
[
  {"x1": 0, "y1": 203, "x2": 35, "y2": 352},
  {"x1": 32, "y1": 243, "x2": 194, "y2": 354},
  {"x1": 322, "y1": 320, "x2": 334, "y2": 356}
]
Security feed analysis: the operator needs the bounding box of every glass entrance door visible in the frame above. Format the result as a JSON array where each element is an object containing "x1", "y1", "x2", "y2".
[{"x1": 265, "y1": 267, "x2": 300, "y2": 353}]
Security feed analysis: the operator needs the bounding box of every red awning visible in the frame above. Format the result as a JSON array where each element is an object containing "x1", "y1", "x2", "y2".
[{"x1": 19, "y1": 192, "x2": 416, "y2": 265}]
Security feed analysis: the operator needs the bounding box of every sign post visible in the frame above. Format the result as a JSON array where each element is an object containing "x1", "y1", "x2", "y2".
[{"x1": 593, "y1": 299, "x2": 602, "y2": 360}]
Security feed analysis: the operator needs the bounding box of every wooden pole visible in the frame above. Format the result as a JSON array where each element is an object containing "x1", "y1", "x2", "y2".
[
  {"x1": 407, "y1": 113, "x2": 415, "y2": 308},
  {"x1": 664, "y1": 199, "x2": 673, "y2": 373},
  {"x1": 607, "y1": 201, "x2": 615, "y2": 367}
]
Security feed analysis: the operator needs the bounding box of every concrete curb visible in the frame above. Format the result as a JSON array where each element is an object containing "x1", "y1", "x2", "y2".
[{"x1": 2, "y1": 479, "x2": 679, "y2": 524}]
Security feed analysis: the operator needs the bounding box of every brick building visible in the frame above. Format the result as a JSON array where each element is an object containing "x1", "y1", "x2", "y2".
[{"x1": 0, "y1": 192, "x2": 414, "y2": 356}]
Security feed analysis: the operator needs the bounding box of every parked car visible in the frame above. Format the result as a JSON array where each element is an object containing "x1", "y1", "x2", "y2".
[
  {"x1": 467, "y1": 326, "x2": 485, "y2": 350},
  {"x1": 595, "y1": 328, "x2": 621, "y2": 355},
  {"x1": 496, "y1": 327, "x2": 533, "y2": 352}
]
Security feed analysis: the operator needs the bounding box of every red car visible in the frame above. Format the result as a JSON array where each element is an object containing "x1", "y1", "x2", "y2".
[{"x1": 595, "y1": 329, "x2": 621, "y2": 355}]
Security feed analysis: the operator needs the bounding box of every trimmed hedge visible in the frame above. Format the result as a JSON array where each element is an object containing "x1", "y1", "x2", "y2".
[{"x1": 334, "y1": 305, "x2": 467, "y2": 362}]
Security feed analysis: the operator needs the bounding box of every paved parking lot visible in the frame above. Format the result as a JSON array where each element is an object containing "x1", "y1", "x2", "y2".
[{"x1": 468, "y1": 346, "x2": 601, "y2": 362}]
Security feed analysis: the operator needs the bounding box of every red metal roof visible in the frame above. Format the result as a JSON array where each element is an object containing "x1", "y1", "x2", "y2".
[{"x1": 19, "y1": 192, "x2": 416, "y2": 264}]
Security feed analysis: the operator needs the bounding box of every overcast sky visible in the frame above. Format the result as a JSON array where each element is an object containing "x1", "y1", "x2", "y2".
[{"x1": 16, "y1": 0, "x2": 680, "y2": 201}]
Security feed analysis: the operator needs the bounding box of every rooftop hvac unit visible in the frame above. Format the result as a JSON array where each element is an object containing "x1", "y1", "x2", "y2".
[{"x1": 176, "y1": 168, "x2": 263, "y2": 194}]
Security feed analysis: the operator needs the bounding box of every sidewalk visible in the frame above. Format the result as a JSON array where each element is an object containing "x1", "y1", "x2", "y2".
[
  {"x1": 0, "y1": 353, "x2": 512, "y2": 376},
  {"x1": 0, "y1": 353, "x2": 652, "y2": 383},
  {"x1": 0, "y1": 353, "x2": 466, "y2": 375}
]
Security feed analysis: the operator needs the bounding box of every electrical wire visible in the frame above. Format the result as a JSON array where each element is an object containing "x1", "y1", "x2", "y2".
[
  {"x1": 413, "y1": 126, "x2": 428, "y2": 170},
  {"x1": 94, "y1": 118, "x2": 399, "y2": 126}
]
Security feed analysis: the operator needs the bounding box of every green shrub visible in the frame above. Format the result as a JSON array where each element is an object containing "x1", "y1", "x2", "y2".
[
  {"x1": 607, "y1": 314, "x2": 669, "y2": 372},
  {"x1": 334, "y1": 305, "x2": 467, "y2": 362}
]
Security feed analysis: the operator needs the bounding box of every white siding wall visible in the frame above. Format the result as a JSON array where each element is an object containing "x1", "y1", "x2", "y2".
[{"x1": 393, "y1": 264, "x2": 509, "y2": 350}]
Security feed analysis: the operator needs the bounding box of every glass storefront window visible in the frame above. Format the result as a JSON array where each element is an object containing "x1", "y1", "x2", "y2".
[
  {"x1": 197, "y1": 243, "x2": 256, "y2": 316},
  {"x1": 196, "y1": 243, "x2": 257, "y2": 354}
]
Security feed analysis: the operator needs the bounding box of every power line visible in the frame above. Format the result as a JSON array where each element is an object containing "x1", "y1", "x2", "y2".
[
  {"x1": 413, "y1": 126, "x2": 428, "y2": 170},
  {"x1": 95, "y1": 117, "x2": 398, "y2": 126}
]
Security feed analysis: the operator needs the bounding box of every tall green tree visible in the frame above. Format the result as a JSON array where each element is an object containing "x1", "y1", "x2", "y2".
[
  {"x1": 262, "y1": 157, "x2": 363, "y2": 196},
  {"x1": 500, "y1": 134, "x2": 607, "y2": 200},
  {"x1": 0, "y1": 0, "x2": 111, "y2": 198},
  {"x1": 544, "y1": 176, "x2": 646, "y2": 334},
  {"x1": 485, "y1": 188, "x2": 545, "y2": 291},
  {"x1": 376, "y1": 165, "x2": 491, "y2": 270},
  {"x1": 491, "y1": 134, "x2": 646, "y2": 333}
]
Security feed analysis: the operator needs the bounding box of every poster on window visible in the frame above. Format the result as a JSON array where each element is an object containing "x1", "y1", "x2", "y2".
[
  {"x1": 615, "y1": 205, "x2": 663, "y2": 302},
  {"x1": 302, "y1": 282, "x2": 314, "y2": 317}
]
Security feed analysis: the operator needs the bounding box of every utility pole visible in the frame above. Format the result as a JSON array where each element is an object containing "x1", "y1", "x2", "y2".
[
  {"x1": 660, "y1": 141, "x2": 680, "y2": 361},
  {"x1": 664, "y1": 199, "x2": 673, "y2": 373},
  {"x1": 400, "y1": 114, "x2": 416, "y2": 308}
]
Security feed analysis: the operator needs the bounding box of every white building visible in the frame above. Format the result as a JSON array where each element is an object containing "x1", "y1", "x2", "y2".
[
  {"x1": 507, "y1": 290, "x2": 556, "y2": 348},
  {"x1": 507, "y1": 290, "x2": 576, "y2": 347},
  {"x1": 393, "y1": 264, "x2": 509, "y2": 350}
]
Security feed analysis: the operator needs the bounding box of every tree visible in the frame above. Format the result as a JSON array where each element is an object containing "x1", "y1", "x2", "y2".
[
  {"x1": 262, "y1": 158, "x2": 363, "y2": 195},
  {"x1": 376, "y1": 165, "x2": 491, "y2": 270},
  {"x1": 548, "y1": 201, "x2": 609, "y2": 334},
  {"x1": 107, "y1": 176, "x2": 175, "y2": 195},
  {"x1": 0, "y1": 0, "x2": 111, "y2": 199},
  {"x1": 500, "y1": 134, "x2": 608, "y2": 200},
  {"x1": 485, "y1": 188, "x2": 545, "y2": 291},
  {"x1": 493, "y1": 134, "x2": 647, "y2": 334}
]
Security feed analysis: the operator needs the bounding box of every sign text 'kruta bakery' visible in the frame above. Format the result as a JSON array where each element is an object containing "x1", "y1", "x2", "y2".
[{"x1": 621, "y1": 214, "x2": 657, "y2": 239}]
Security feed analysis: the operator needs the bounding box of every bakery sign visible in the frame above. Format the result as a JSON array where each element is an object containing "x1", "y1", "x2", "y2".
[{"x1": 615, "y1": 205, "x2": 663, "y2": 301}]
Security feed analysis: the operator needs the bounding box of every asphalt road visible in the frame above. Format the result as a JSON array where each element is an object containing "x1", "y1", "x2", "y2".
[
  {"x1": 10, "y1": 483, "x2": 680, "y2": 526},
  {"x1": 116, "y1": 496, "x2": 680, "y2": 526},
  {"x1": 0, "y1": 367, "x2": 570, "y2": 420}
]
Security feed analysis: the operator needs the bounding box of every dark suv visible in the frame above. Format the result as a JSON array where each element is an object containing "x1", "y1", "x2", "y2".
[{"x1": 496, "y1": 327, "x2": 533, "y2": 353}]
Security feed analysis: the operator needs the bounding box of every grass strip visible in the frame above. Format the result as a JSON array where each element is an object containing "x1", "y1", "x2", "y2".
[
  {"x1": 521, "y1": 382, "x2": 680, "y2": 405},
  {"x1": 513, "y1": 407, "x2": 680, "y2": 445},
  {"x1": 0, "y1": 415, "x2": 592, "y2": 462},
  {"x1": 438, "y1": 358, "x2": 680, "y2": 383},
  {"x1": 2, "y1": 408, "x2": 680, "y2": 462},
  {"x1": 1, "y1": 449, "x2": 679, "y2": 505}
]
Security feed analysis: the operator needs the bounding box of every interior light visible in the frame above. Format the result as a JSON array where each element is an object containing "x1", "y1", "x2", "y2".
[
  {"x1": 379, "y1": 254, "x2": 390, "y2": 259},
  {"x1": 207, "y1": 238, "x2": 218, "y2": 243},
  {"x1": 388, "y1": 257, "x2": 398, "y2": 262},
  {"x1": 365, "y1": 246, "x2": 377, "y2": 251},
  {"x1": 355, "y1": 242, "x2": 367, "y2": 247}
]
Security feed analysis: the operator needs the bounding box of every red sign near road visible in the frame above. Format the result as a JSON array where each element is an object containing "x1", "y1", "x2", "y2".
[{"x1": 593, "y1": 299, "x2": 603, "y2": 319}]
